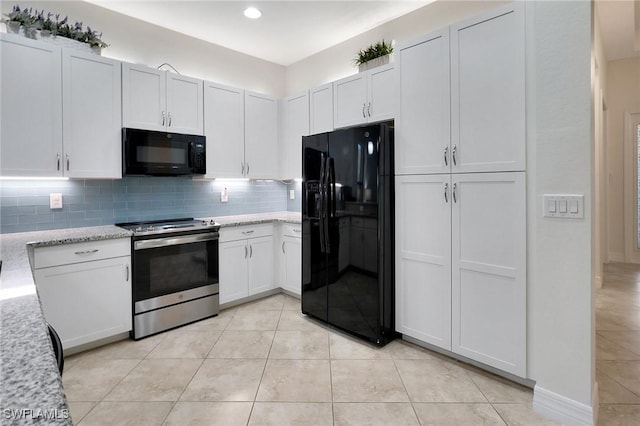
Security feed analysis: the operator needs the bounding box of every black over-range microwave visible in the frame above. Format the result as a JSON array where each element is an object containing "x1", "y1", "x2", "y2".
[{"x1": 122, "y1": 128, "x2": 206, "y2": 176}]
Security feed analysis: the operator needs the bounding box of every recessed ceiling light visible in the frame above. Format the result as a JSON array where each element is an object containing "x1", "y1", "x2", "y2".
[{"x1": 244, "y1": 7, "x2": 262, "y2": 19}]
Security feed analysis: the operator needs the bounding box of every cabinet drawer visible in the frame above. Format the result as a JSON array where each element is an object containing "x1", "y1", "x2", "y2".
[
  {"x1": 281, "y1": 223, "x2": 302, "y2": 238},
  {"x1": 219, "y1": 223, "x2": 273, "y2": 243},
  {"x1": 34, "y1": 238, "x2": 131, "y2": 269}
]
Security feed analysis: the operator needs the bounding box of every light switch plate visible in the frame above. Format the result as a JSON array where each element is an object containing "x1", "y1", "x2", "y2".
[
  {"x1": 221, "y1": 188, "x2": 229, "y2": 203},
  {"x1": 289, "y1": 190, "x2": 295, "y2": 200},
  {"x1": 543, "y1": 194, "x2": 584, "y2": 219},
  {"x1": 50, "y1": 193, "x2": 63, "y2": 209}
]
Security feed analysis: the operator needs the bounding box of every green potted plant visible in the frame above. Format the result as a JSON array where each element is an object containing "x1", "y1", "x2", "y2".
[{"x1": 355, "y1": 39, "x2": 394, "y2": 72}]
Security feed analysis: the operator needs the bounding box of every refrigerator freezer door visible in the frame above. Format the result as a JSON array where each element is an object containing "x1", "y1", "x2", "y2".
[{"x1": 302, "y1": 133, "x2": 329, "y2": 322}]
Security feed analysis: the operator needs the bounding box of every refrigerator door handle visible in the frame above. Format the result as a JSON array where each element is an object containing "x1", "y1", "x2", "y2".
[
  {"x1": 323, "y1": 157, "x2": 334, "y2": 253},
  {"x1": 319, "y1": 155, "x2": 327, "y2": 253}
]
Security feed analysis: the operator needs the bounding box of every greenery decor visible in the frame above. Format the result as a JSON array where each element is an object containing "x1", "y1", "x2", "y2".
[
  {"x1": 354, "y1": 40, "x2": 394, "y2": 66},
  {"x1": 2, "y1": 5, "x2": 108, "y2": 48}
]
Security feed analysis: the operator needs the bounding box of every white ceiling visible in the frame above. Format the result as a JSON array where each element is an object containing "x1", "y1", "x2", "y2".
[
  {"x1": 595, "y1": 0, "x2": 640, "y2": 61},
  {"x1": 85, "y1": 0, "x2": 433, "y2": 66}
]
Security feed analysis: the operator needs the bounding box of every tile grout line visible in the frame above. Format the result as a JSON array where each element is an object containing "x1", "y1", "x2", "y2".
[{"x1": 246, "y1": 303, "x2": 283, "y2": 425}]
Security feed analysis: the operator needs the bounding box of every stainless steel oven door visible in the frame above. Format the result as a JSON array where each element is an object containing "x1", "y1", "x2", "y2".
[{"x1": 132, "y1": 231, "x2": 219, "y2": 305}]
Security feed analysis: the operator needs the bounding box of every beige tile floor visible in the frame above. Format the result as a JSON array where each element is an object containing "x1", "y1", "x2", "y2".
[
  {"x1": 596, "y1": 262, "x2": 640, "y2": 425},
  {"x1": 67, "y1": 279, "x2": 640, "y2": 425}
]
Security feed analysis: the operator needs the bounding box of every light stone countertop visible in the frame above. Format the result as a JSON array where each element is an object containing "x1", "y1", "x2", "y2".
[{"x1": 199, "y1": 211, "x2": 301, "y2": 228}]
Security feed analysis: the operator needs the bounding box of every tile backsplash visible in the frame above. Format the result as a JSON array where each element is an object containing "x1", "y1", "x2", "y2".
[{"x1": 0, "y1": 178, "x2": 291, "y2": 234}]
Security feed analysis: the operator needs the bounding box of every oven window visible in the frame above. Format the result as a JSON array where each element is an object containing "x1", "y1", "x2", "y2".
[
  {"x1": 137, "y1": 145, "x2": 187, "y2": 165},
  {"x1": 134, "y1": 239, "x2": 219, "y2": 302}
]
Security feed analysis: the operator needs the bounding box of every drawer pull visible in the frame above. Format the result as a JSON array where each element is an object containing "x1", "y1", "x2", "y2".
[
  {"x1": 293, "y1": 228, "x2": 301, "y2": 233},
  {"x1": 74, "y1": 249, "x2": 99, "y2": 255},
  {"x1": 126, "y1": 265, "x2": 129, "y2": 281},
  {"x1": 242, "y1": 230, "x2": 254, "y2": 235}
]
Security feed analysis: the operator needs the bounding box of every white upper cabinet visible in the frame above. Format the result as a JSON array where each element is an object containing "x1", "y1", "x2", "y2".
[
  {"x1": 122, "y1": 63, "x2": 203, "y2": 135},
  {"x1": 204, "y1": 82, "x2": 245, "y2": 178},
  {"x1": 1, "y1": 34, "x2": 122, "y2": 179},
  {"x1": 62, "y1": 50, "x2": 122, "y2": 178},
  {"x1": 244, "y1": 91, "x2": 279, "y2": 179},
  {"x1": 451, "y1": 172, "x2": 526, "y2": 376},
  {"x1": 396, "y1": 29, "x2": 451, "y2": 175},
  {"x1": 282, "y1": 92, "x2": 310, "y2": 179},
  {"x1": 333, "y1": 64, "x2": 395, "y2": 129},
  {"x1": 309, "y1": 83, "x2": 334, "y2": 134},
  {"x1": 166, "y1": 73, "x2": 204, "y2": 135},
  {"x1": 450, "y1": 2, "x2": 525, "y2": 173},
  {"x1": 1, "y1": 35, "x2": 62, "y2": 177}
]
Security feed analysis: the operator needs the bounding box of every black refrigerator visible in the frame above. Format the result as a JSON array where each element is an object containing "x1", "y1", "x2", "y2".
[{"x1": 301, "y1": 123, "x2": 394, "y2": 346}]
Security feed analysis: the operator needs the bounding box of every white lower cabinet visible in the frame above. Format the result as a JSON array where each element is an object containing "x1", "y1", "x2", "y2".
[
  {"x1": 219, "y1": 225, "x2": 274, "y2": 304},
  {"x1": 33, "y1": 238, "x2": 131, "y2": 351},
  {"x1": 395, "y1": 172, "x2": 526, "y2": 377},
  {"x1": 279, "y1": 224, "x2": 302, "y2": 296},
  {"x1": 395, "y1": 175, "x2": 452, "y2": 350}
]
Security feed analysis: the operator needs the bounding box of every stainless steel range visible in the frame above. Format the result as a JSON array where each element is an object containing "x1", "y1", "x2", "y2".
[{"x1": 116, "y1": 218, "x2": 220, "y2": 339}]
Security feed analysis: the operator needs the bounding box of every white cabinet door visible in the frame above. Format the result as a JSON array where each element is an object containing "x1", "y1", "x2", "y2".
[
  {"x1": 35, "y1": 256, "x2": 131, "y2": 350},
  {"x1": 333, "y1": 73, "x2": 367, "y2": 128},
  {"x1": 219, "y1": 239, "x2": 249, "y2": 304},
  {"x1": 245, "y1": 91, "x2": 279, "y2": 178},
  {"x1": 62, "y1": 50, "x2": 122, "y2": 178},
  {"x1": 395, "y1": 175, "x2": 452, "y2": 350},
  {"x1": 248, "y1": 236, "x2": 274, "y2": 295},
  {"x1": 122, "y1": 63, "x2": 166, "y2": 131},
  {"x1": 204, "y1": 82, "x2": 245, "y2": 178},
  {"x1": 1, "y1": 35, "x2": 62, "y2": 177},
  {"x1": 282, "y1": 92, "x2": 309, "y2": 179},
  {"x1": 310, "y1": 83, "x2": 334, "y2": 134},
  {"x1": 451, "y1": 3, "x2": 525, "y2": 173},
  {"x1": 166, "y1": 73, "x2": 203, "y2": 135},
  {"x1": 451, "y1": 172, "x2": 526, "y2": 376},
  {"x1": 282, "y1": 236, "x2": 301, "y2": 295},
  {"x1": 367, "y1": 63, "x2": 396, "y2": 123},
  {"x1": 396, "y1": 29, "x2": 451, "y2": 175}
]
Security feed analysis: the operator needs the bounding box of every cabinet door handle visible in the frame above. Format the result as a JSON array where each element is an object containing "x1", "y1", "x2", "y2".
[
  {"x1": 244, "y1": 245, "x2": 248, "y2": 259},
  {"x1": 249, "y1": 245, "x2": 253, "y2": 258},
  {"x1": 242, "y1": 230, "x2": 254, "y2": 235},
  {"x1": 66, "y1": 154, "x2": 70, "y2": 171},
  {"x1": 444, "y1": 146, "x2": 449, "y2": 166},
  {"x1": 74, "y1": 249, "x2": 99, "y2": 255},
  {"x1": 452, "y1": 145, "x2": 457, "y2": 166},
  {"x1": 161, "y1": 110, "x2": 166, "y2": 126},
  {"x1": 444, "y1": 182, "x2": 449, "y2": 203},
  {"x1": 293, "y1": 228, "x2": 301, "y2": 233},
  {"x1": 168, "y1": 112, "x2": 172, "y2": 127},
  {"x1": 282, "y1": 241, "x2": 285, "y2": 254},
  {"x1": 246, "y1": 163, "x2": 250, "y2": 175},
  {"x1": 56, "y1": 153, "x2": 60, "y2": 171},
  {"x1": 241, "y1": 163, "x2": 245, "y2": 175},
  {"x1": 125, "y1": 265, "x2": 129, "y2": 281},
  {"x1": 367, "y1": 102, "x2": 371, "y2": 117},
  {"x1": 453, "y1": 182, "x2": 457, "y2": 203},
  {"x1": 362, "y1": 103, "x2": 366, "y2": 118}
]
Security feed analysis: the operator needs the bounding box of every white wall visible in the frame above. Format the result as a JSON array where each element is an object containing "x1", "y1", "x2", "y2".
[
  {"x1": 606, "y1": 57, "x2": 640, "y2": 262},
  {"x1": 285, "y1": 0, "x2": 505, "y2": 96},
  {"x1": 1, "y1": 1, "x2": 286, "y2": 97},
  {"x1": 526, "y1": 0, "x2": 594, "y2": 420}
]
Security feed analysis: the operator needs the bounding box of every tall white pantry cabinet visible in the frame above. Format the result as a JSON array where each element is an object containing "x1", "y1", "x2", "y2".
[{"x1": 394, "y1": 2, "x2": 526, "y2": 377}]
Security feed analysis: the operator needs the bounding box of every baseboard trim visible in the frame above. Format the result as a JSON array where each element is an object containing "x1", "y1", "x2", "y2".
[
  {"x1": 594, "y1": 275, "x2": 603, "y2": 289},
  {"x1": 608, "y1": 252, "x2": 625, "y2": 263},
  {"x1": 533, "y1": 385, "x2": 594, "y2": 425}
]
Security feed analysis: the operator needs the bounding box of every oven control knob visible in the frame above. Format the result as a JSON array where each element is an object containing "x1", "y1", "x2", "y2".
[
  {"x1": 135, "y1": 226, "x2": 143, "y2": 232},
  {"x1": 201, "y1": 220, "x2": 208, "y2": 225}
]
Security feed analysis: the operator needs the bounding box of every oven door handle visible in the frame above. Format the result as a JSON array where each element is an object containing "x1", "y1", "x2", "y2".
[{"x1": 134, "y1": 232, "x2": 219, "y2": 250}]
